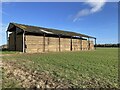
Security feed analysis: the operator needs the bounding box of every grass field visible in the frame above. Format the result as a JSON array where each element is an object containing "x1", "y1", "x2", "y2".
[
  {"x1": 2, "y1": 48, "x2": 118, "y2": 88},
  {"x1": 0, "y1": 51, "x2": 19, "y2": 54}
]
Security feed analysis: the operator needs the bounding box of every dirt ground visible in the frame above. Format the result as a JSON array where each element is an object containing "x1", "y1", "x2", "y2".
[{"x1": 2, "y1": 55, "x2": 72, "y2": 89}]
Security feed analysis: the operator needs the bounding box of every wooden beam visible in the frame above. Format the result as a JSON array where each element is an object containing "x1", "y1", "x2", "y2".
[
  {"x1": 80, "y1": 38, "x2": 82, "y2": 50},
  {"x1": 59, "y1": 35, "x2": 61, "y2": 52},
  {"x1": 48, "y1": 37, "x2": 50, "y2": 45},
  {"x1": 70, "y1": 37, "x2": 72, "y2": 51},
  {"x1": 43, "y1": 33, "x2": 45, "y2": 52},
  {"x1": 88, "y1": 37, "x2": 90, "y2": 50},
  {"x1": 23, "y1": 31, "x2": 25, "y2": 53},
  {"x1": 6, "y1": 31, "x2": 8, "y2": 49},
  {"x1": 95, "y1": 38, "x2": 96, "y2": 50},
  {"x1": 14, "y1": 30, "x2": 16, "y2": 51}
]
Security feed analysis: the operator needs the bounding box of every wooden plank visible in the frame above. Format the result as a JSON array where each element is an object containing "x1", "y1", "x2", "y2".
[
  {"x1": 59, "y1": 36, "x2": 60, "y2": 51},
  {"x1": 16, "y1": 34, "x2": 23, "y2": 51},
  {"x1": 88, "y1": 37, "x2": 90, "y2": 50},
  {"x1": 43, "y1": 34, "x2": 45, "y2": 52},
  {"x1": 14, "y1": 31, "x2": 16, "y2": 51},
  {"x1": 95, "y1": 38, "x2": 96, "y2": 50},
  {"x1": 6, "y1": 31, "x2": 8, "y2": 49},
  {"x1": 80, "y1": 39, "x2": 82, "y2": 50},
  {"x1": 70, "y1": 37, "x2": 72, "y2": 51},
  {"x1": 23, "y1": 31, "x2": 25, "y2": 53}
]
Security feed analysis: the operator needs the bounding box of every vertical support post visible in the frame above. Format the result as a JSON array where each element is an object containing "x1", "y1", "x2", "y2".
[
  {"x1": 59, "y1": 35, "x2": 61, "y2": 52},
  {"x1": 43, "y1": 33, "x2": 45, "y2": 52},
  {"x1": 94, "y1": 38, "x2": 96, "y2": 50},
  {"x1": 6, "y1": 31, "x2": 8, "y2": 50},
  {"x1": 70, "y1": 37, "x2": 72, "y2": 51},
  {"x1": 14, "y1": 30, "x2": 16, "y2": 51},
  {"x1": 23, "y1": 31, "x2": 25, "y2": 53},
  {"x1": 88, "y1": 37, "x2": 90, "y2": 50},
  {"x1": 80, "y1": 37, "x2": 82, "y2": 50}
]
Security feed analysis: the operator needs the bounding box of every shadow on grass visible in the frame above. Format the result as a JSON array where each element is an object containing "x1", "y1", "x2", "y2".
[{"x1": 0, "y1": 49, "x2": 20, "y2": 54}]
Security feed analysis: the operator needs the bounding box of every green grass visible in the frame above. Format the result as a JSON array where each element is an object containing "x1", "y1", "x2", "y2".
[
  {"x1": 2, "y1": 48, "x2": 118, "y2": 88},
  {"x1": 1, "y1": 51, "x2": 19, "y2": 54}
]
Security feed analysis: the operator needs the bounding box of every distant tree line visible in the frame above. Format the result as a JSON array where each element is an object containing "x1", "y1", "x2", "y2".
[{"x1": 95, "y1": 44, "x2": 119, "y2": 47}]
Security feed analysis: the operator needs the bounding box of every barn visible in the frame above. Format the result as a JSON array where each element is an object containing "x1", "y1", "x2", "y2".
[{"x1": 6, "y1": 23, "x2": 96, "y2": 53}]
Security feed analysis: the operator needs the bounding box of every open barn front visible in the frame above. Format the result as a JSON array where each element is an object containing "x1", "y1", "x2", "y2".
[
  {"x1": 9, "y1": 33, "x2": 23, "y2": 52},
  {"x1": 7, "y1": 24, "x2": 23, "y2": 52},
  {"x1": 6, "y1": 22, "x2": 96, "y2": 53}
]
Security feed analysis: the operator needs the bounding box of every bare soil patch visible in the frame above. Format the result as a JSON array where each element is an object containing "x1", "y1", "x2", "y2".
[{"x1": 2, "y1": 60, "x2": 71, "y2": 89}]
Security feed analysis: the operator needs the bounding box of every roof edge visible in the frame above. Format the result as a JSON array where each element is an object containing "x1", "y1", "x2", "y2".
[{"x1": 7, "y1": 22, "x2": 96, "y2": 39}]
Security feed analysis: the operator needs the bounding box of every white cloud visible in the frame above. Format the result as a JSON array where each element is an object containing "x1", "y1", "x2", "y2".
[
  {"x1": 73, "y1": 0, "x2": 106, "y2": 22},
  {"x1": 87, "y1": 0, "x2": 106, "y2": 13}
]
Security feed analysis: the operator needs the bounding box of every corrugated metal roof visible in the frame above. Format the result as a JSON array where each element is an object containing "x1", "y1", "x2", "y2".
[{"x1": 7, "y1": 22, "x2": 96, "y2": 39}]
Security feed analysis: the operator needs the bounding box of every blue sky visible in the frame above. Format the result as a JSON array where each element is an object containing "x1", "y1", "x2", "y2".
[{"x1": 1, "y1": 2, "x2": 118, "y2": 45}]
